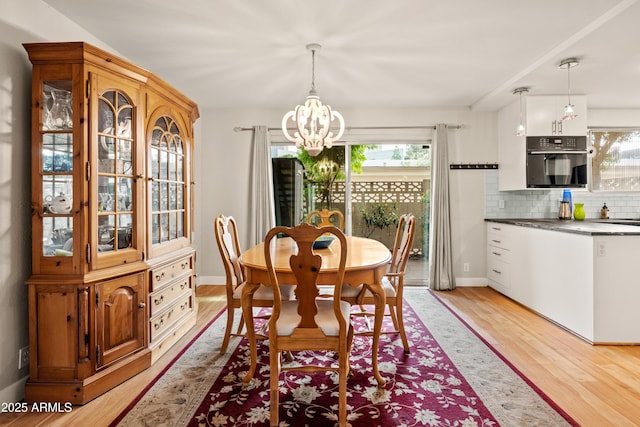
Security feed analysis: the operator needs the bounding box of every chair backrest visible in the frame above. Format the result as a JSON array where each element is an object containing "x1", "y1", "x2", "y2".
[
  {"x1": 306, "y1": 209, "x2": 345, "y2": 230},
  {"x1": 388, "y1": 213, "x2": 416, "y2": 276},
  {"x1": 264, "y1": 223, "x2": 348, "y2": 332},
  {"x1": 214, "y1": 214, "x2": 245, "y2": 291}
]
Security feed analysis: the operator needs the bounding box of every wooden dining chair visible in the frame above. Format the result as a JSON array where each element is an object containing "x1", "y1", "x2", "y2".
[
  {"x1": 341, "y1": 213, "x2": 416, "y2": 353},
  {"x1": 306, "y1": 208, "x2": 345, "y2": 230},
  {"x1": 213, "y1": 214, "x2": 295, "y2": 354},
  {"x1": 264, "y1": 223, "x2": 353, "y2": 427}
]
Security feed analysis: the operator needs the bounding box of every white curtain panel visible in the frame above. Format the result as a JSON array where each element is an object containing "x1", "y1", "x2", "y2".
[
  {"x1": 248, "y1": 125, "x2": 276, "y2": 247},
  {"x1": 428, "y1": 124, "x2": 456, "y2": 290}
]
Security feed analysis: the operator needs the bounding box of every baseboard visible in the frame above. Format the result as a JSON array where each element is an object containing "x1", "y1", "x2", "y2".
[
  {"x1": 197, "y1": 275, "x2": 225, "y2": 286},
  {"x1": 0, "y1": 375, "x2": 28, "y2": 404},
  {"x1": 455, "y1": 277, "x2": 489, "y2": 287}
]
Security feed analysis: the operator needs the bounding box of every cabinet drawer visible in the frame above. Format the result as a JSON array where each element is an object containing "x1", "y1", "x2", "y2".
[
  {"x1": 487, "y1": 245, "x2": 512, "y2": 265},
  {"x1": 487, "y1": 225, "x2": 511, "y2": 250},
  {"x1": 487, "y1": 257, "x2": 510, "y2": 286},
  {"x1": 149, "y1": 274, "x2": 193, "y2": 317},
  {"x1": 150, "y1": 256, "x2": 193, "y2": 291},
  {"x1": 149, "y1": 294, "x2": 193, "y2": 342}
]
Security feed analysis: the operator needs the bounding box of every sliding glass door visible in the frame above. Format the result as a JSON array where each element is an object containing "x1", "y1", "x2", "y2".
[{"x1": 271, "y1": 141, "x2": 431, "y2": 285}]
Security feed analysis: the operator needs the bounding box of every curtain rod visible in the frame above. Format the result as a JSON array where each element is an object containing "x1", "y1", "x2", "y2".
[{"x1": 233, "y1": 125, "x2": 463, "y2": 132}]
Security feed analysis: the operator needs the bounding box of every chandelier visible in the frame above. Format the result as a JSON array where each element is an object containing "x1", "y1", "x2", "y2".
[
  {"x1": 282, "y1": 43, "x2": 345, "y2": 157},
  {"x1": 559, "y1": 58, "x2": 579, "y2": 121}
]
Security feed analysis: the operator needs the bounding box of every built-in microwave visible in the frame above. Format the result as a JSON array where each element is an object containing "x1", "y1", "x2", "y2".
[{"x1": 526, "y1": 136, "x2": 587, "y2": 188}]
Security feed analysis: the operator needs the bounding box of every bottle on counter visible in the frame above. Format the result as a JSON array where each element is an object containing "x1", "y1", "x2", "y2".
[
  {"x1": 562, "y1": 189, "x2": 573, "y2": 215},
  {"x1": 600, "y1": 203, "x2": 609, "y2": 219}
]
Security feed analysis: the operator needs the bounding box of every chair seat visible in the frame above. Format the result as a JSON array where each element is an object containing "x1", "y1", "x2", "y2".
[
  {"x1": 340, "y1": 276, "x2": 397, "y2": 299},
  {"x1": 233, "y1": 283, "x2": 296, "y2": 301},
  {"x1": 276, "y1": 299, "x2": 351, "y2": 336}
]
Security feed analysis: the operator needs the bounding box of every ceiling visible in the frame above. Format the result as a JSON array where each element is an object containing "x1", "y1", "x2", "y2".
[{"x1": 43, "y1": 0, "x2": 640, "y2": 112}]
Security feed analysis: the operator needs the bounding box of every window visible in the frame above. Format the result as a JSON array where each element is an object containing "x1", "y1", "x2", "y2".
[{"x1": 589, "y1": 129, "x2": 640, "y2": 192}]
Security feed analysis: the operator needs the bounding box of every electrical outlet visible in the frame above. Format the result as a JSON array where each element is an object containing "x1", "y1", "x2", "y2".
[
  {"x1": 18, "y1": 346, "x2": 30, "y2": 370},
  {"x1": 463, "y1": 262, "x2": 470, "y2": 272}
]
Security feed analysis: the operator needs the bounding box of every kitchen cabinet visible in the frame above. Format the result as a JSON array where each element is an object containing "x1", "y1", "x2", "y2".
[
  {"x1": 486, "y1": 223, "x2": 513, "y2": 294},
  {"x1": 24, "y1": 42, "x2": 199, "y2": 404},
  {"x1": 496, "y1": 95, "x2": 588, "y2": 190},
  {"x1": 526, "y1": 95, "x2": 587, "y2": 136},
  {"x1": 486, "y1": 221, "x2": 640, "y2": 344},
  {"x1": 497, "y1": 100, "x2": 526, "y2": 190}
]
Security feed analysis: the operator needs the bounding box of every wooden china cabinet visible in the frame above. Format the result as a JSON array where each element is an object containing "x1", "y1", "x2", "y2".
[{"x1": 23, "y1": 42, "x2": 199, "y2": 404}]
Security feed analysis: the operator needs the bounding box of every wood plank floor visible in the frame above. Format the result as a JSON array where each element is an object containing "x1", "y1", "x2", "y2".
[
  {"x1": 434, "y1": 287, "x2": 640, "y2": 427},
  {"x1": 2, "y1": 285, "x2": 639, "y2": 426}
]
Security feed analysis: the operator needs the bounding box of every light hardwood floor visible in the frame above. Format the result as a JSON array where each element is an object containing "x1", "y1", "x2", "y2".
[{"x1": 2, "y1": 285, "x2": 639, "y2": 426}]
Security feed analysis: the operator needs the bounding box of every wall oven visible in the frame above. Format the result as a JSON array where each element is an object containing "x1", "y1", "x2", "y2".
[{"x1": 526, "y1": 136, "x2": 587, "y2": 188}]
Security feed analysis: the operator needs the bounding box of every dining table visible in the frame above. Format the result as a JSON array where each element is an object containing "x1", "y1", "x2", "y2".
[{"x1": 239, "y1": 235, "x2": 392, "y2": 388}]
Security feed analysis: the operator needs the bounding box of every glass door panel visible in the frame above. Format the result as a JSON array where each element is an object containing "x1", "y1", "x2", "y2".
[
  {"x1": 41, "y1": 81, "x2": 74, "y2": 256},
  {"x1": 97, "y1": 89, "x2": 134, "y2": 252},
  {"x1": 149, "y1": 116, "x2": 186, "y2": 244},
  {"x1": 271, "y1": 142, "x2": 431, "y2": 285}
]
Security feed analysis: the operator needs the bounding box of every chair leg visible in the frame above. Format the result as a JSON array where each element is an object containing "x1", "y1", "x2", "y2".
[
  {"x1": 220, "y1": 307, "x2": 234, "y2": 354},
  {"x1": 338, "y1": 347, "x2": 349, "y2": 427},
  {"x1": 269, "y1": 348, "x2": 280, "y2": 427},
  {"x1": 395, "y1": 301, "x2": 410, "y2": 353},
  {"x1": 388, "y1": 303, "x2": 400, "y2": 331},
  {"x1": 235, "y1": 310, "x2": 246, "y2": 335}
]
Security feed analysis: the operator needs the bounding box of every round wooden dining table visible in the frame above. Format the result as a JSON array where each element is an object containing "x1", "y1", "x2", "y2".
[{"x1": 239, "y1": 235, "x2": 392, "y2": 388}]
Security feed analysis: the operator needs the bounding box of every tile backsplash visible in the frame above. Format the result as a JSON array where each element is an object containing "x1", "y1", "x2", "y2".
[{"x1": 484, "y1": 170, "x2": 640, "y2": 219}]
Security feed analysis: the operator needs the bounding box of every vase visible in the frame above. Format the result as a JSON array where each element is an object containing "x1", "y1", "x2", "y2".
[
  {"x1": 49, "y1": 89, "x2": 72, "y2": 129},
  {"x1": 574, "y1": 203, "x2": 585, "y2": 221}
]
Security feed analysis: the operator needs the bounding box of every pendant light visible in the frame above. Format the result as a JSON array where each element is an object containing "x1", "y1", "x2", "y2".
[
  {"x1": 559, "y1": 58, "x2": 579, "y2": 121},
  {"x1": 513, "y1": 87, "x2": 529, "y2": 136},
  {"x1": 282, "y1": 43, "x2": 345, "y2": 157}
]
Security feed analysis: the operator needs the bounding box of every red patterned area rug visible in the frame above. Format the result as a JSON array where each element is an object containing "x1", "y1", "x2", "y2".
[{"x1": 111, "y1": 289, "x2": 578, "y2": 427}]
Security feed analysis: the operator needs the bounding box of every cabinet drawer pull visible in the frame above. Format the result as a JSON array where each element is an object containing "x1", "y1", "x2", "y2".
[
  {"x1": 181, "y1": 261, "x2": 188, "y2": 269},
  {"x1": 492, "y1": 252, "x2": 501, "y2": 256},
  {"x1": 154, "y1": 295, "x2": 164, "y2": 305},
  {"x1": 491, "y1": 227, "x2": 502, "y2": 231},
  {"x1": 491, "y1": 239, "x2": 501, "y2": 244},
  {"x1": 492, "y1": 269, "x2": 502, "y2": 274},
  {"x1": 138, "y1": 302, "x2": 146, "y2": 308},
  {"x1": 155, "y1": 272, "x2": 165, "y2": 281},
  {"x1": 154, "y1": 319, "x2": 164, "y2": 330},
  {"x1": 180, "y1": 281, "x2": 187, "y2": 290}
]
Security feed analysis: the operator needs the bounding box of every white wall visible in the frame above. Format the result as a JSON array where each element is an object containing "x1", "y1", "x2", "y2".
[{"x1": 195, "y1": 107, "x2": 497, "y2": 285}]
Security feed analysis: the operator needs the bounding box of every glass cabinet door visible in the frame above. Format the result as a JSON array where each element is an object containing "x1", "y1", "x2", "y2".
[
  {"x1": 150, "y1": 116, "x2": 186, "y2": 246},
  {"x1": 97, "y1": 90, "x2": 134, "y2": 253},
  {"x1": 41, "y1": 81, "x2": 74, "y2": 257}
]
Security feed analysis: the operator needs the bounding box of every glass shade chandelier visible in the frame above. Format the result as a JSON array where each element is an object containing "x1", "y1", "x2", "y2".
[
  {"x1": 559, "y1": 58, "x2": 579, "y2": 121},
  {"x1": 513, "y1": 86, "x2": 529, "y2": 136},
  {"x1": 282, "y1": 43, "x2": 345, "y2": 157}
]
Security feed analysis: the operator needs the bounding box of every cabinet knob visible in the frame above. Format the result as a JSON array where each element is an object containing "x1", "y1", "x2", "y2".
[{"x1": 138, "y1": 302, "x2": 146, "y2": 308}]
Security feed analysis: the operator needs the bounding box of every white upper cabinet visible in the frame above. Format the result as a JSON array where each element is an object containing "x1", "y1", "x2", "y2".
[
  {"x1": 526, "y1": 95, "x2": 587, "y2": 136},
  {"x1": 497, "y1": 99, "x2": 526, "y2": 190}
]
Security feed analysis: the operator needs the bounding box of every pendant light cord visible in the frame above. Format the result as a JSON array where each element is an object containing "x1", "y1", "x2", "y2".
[{"x1": 566, "y1": 64, "x2": 572, "y2": 104}]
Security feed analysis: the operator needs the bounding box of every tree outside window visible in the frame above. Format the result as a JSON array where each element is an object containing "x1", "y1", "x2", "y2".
[{"x1": 590, "y1": 129, "x2": 640, "y2": 191}]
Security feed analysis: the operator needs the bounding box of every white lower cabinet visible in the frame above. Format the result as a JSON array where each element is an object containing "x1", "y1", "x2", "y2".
[
  {"x1": 486, "y1": 221, "x2": 640, "y2": 344},
  {"x1": 486, "y1": 223, "x2": 512, "y2": 294}
]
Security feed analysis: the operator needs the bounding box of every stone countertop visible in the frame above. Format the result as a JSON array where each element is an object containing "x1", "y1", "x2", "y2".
[{"x1": 485, "y1": 218, "x2": 640, "y2": 236}]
